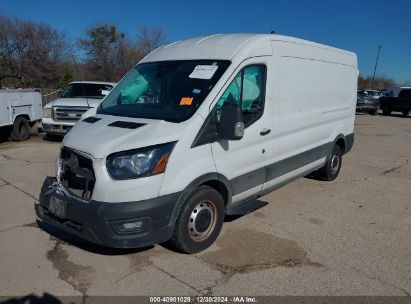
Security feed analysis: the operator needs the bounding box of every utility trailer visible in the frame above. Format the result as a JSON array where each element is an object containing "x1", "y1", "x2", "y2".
[{"x1": 0, "y1": 89, "x2": 42, "y2": 141}]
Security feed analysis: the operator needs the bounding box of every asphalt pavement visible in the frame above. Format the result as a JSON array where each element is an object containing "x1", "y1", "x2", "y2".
[{"x1": 0, "y1": 114, "x2": 410, "y2": 299}]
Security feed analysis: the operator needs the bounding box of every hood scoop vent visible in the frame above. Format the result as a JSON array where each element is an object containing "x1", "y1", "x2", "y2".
[
  {"x1": 108, "y1": 121, "x2": 146, "y2": 129},
  {"x1": 82, "y1": 116, "x2": 101, "y2": 123}
]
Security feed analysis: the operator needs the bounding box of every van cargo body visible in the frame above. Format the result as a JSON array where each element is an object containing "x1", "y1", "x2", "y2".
[
  {"x1": 36, "y1": 34, "x2": 358, "y2": 253},
  {"x1": 0, "y1": 89, "x2": 42, "y2": 141}
]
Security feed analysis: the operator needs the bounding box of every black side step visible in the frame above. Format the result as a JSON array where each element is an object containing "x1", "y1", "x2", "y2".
[{"x1": 225, "y1": 197, "x2": 268, "y2": 216}]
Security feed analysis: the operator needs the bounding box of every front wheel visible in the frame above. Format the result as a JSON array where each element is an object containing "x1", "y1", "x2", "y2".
[
  {"x1": 313, "y1": 145, "x2": 343, "y2": 181},
  {"x1": 167, "y1": 185, "x2": 224, "y2": 253},
  {"x1": 10, "y1": 116, "x2": 30, "y2": 141}
]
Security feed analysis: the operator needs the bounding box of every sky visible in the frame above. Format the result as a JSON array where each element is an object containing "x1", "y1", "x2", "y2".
[{"x1": 1, "y1": 0, "x2": 410, "y2": 84}]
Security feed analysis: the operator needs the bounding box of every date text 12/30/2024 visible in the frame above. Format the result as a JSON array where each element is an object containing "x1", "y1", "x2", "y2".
[{"x1": 149, "y1": 296, "x2": 257, "y2": 303}]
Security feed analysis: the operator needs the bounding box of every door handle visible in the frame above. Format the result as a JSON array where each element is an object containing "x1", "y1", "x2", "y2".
[{"x1": 260, "y1": 128, "x2": 271, "y2": 136}]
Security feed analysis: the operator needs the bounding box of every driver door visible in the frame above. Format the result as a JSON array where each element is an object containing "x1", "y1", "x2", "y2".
[{"x1": 211, "y1": 61, "x2": 272, "y2": 205}]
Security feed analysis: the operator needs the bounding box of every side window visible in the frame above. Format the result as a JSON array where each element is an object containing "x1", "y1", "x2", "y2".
[{"x1": 216, "y1": 65, "x2": 266, "y2": 128}]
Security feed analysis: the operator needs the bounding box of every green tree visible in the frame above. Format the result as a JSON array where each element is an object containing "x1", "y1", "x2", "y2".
[{"x1": 79, "y1": 24, "x2": 143, "y2": 82}]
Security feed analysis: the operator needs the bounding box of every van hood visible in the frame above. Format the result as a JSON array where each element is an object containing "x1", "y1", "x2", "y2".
[
  {"x1": 45, "y1": 98, "x2": 101, "y2": 108},
  {"x1": 62, "y1": 114, "x2": 188, "y2": 159}
]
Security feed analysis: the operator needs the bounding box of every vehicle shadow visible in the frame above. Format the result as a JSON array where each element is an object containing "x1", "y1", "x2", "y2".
[
  {"x1": 0, "y1": 128, "x2": 44, "y2": 144},
  {"x1": 0, "y1": 135, "x2": 9, "y2": 144},
  {"x1": 0, "y1": 293, "x2": 75, "y2": 304},
  {"x1": 37, "y1": 220, "x2": 154, "y2": 256},
  {"x1": 42, "y1": 134, "x2": 63, "y2": 142},
  {"x1": 387, "y1": 113, "x2": 411, "y2": 119},
  {"x1": 304, "y1": 172, "x2": 319, "y2": 180},
  {"x1": 0, "y1": 126, "x2": 12, "y2": 143}
]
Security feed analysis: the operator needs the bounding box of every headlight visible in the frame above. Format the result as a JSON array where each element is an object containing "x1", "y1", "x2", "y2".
[
  {"x1": 106, "y1": 142, "x2": 176, "y2": 180},
  {"x1": 43, "y1": 108, "x2": 53, "y2": 118}
]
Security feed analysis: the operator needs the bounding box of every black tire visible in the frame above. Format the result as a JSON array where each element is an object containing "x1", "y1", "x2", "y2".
[
  {"x1": 10, "y1": 116, "x2": 30, "y2": 141},
  {"x1": 402, "y1": 110, "x2": 410, "y2": 117},
  {"x1": 382, "y1": 108, "x2": 391, "y2": 116},
  {"x1": 167, "y1": 185, "x2": 224, "y2": 254},
  {"x1": 312, "y1": 145, "x2": 343, "y2": 181}
]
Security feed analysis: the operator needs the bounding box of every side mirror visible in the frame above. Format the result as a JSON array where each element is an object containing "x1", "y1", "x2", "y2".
[
  {"x1": 57, "y1": 90, "x2": 62, "y2": 98},
  {"x1": 218, "y1": 103, "x2": 244, "y2": 140}
]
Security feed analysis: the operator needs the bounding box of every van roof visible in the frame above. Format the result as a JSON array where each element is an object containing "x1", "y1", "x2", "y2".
[{"x1": 141, "y1": 33, "x2": 356, "y2": 63}]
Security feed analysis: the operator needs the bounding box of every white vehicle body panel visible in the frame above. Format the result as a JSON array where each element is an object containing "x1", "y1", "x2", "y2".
[{"x1": 0, "y1": 89, "x2": 42, "y2": 127}]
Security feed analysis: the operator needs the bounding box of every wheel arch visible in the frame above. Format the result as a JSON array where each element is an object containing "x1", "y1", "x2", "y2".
[
  {"x1": 13, "y1": 114, "x2": 31, "y2": 123},
  {"x1": 170, "y1": 173, "x2": 232, "y2": 225},
  {"x1": 333, "y1": 134, "x2": 346, "y2": 154}
]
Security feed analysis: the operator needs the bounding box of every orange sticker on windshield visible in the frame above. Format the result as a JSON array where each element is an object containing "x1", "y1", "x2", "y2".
[{"x1": 180, "y1": 97, "x2": 193, "y2": 106}]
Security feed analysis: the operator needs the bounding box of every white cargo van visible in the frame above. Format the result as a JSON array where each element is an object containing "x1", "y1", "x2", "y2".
[
  {"x1": 36, "y1": 34, "x2": 358, "y2": 253},
  {"x1": 0, "y1": 89, "x2": 42, "y2": 141}
]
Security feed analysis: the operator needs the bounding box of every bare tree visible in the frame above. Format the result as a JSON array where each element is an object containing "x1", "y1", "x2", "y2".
[
  {"x1": 0, "y1": 14, "x2": 72, "y2": 88},
  {"x1": 358, "y1": 75, "x2": 397, "y2": 90},
  {"x1": 136, "y1": 27, "x2": 166, "y2": 55},
  {"x1": 0, "y1": 15, "x2": 167, "y2": 88}
]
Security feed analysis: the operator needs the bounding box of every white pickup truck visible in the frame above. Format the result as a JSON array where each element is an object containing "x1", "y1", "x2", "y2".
[
  {"x1": 0, "y1": 89, "x2": 42, "y2": 141},
  {"x1": 42, "y1": 81, "x2": 116, "y2": 137}
]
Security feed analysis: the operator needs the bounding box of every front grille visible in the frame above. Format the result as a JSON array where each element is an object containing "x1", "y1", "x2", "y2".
[
  {"x1": 54, "y1": 107, "x2": 89, "y2": 122},
  {"x1": 60, "y1": 147, "x2": 95, "y2": 200}
]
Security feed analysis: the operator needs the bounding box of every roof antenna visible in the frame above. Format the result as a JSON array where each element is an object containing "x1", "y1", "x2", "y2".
[
  {"x1": 71, "y1": 55, "x2": 90, "y2": 108},
  {"x1": 270, "y1": 31, "x2": 275, "y2": 34}
]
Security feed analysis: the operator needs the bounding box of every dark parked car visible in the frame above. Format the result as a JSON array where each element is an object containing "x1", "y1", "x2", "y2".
[
  {"x1": 356, "y1": 90, "x2": 379, "y2": 115},
  {"x1": 380, "y1": 89, "x2": 411, "y2": 116}
]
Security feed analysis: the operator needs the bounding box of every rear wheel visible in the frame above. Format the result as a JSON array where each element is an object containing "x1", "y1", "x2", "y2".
[
  {"x1": 313, "y1": 144, "x2": 343, "y2": 181},
  {"x1": 167, "y1": 185, "x2": 224, "y2": 253},
  {"x1": 10, "y1": 116, "x2": 30, "y2": 141},
  {"x1": 402, "y1": 110, "x2": 410, "y2": 117}
]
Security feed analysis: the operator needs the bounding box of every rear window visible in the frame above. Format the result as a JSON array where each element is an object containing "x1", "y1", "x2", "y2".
[{"x1": 400, "y1": 89, "x2": 411, "y2": 98}]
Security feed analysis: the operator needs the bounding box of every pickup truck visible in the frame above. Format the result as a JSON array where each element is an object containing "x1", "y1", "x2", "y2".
[
  {"x1": 42, "y1": 81, "x2": 115, "y2": 137},
  {"x1": 380, "y1": 88, "x2": 411, "y2": 116},
  {"x1": 356, "y1": 89, "x2": 380, "y2": 115},
  {"x1": 0, "y1": 89, "x2": 42, "y2": 141}
]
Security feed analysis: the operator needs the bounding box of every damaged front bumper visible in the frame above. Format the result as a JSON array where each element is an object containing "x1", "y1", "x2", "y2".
[{"x1": 35, "y1": 176, "x2": 180, "y2": 248}]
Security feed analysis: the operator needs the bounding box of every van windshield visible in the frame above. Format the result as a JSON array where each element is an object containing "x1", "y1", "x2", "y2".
[{"x1": 97, "y1": 60, "x2": 230, "y2": 122}]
